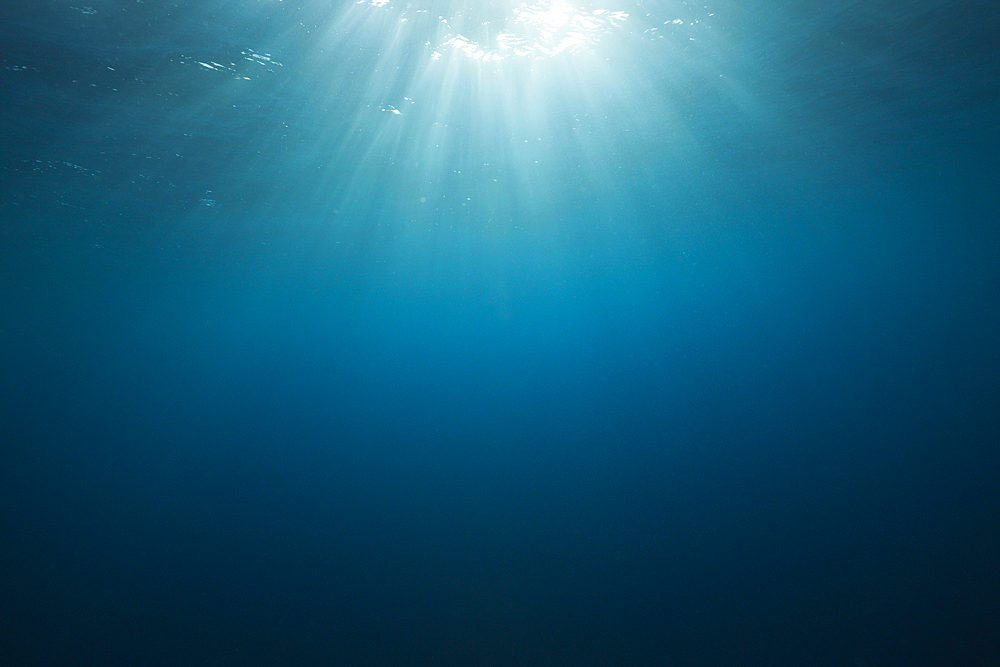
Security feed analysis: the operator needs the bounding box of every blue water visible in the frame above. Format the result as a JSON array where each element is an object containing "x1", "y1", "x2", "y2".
[{"x1": 2, "y1": 1, "x2": 998, "y2": 665}]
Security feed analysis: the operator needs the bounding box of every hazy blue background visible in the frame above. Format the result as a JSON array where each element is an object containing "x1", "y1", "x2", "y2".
[{"x1": 2, "y1": 1, "x2": 998, "y2": 665}]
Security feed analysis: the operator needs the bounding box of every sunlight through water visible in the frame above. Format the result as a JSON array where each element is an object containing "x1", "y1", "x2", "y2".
[{"x1": 253, "y1": 1, "x2": 729, "y2": 242}]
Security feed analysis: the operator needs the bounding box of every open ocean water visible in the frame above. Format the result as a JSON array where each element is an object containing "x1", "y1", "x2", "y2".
[{"x1": 1, "y1": 1, "x2": 998, "y2": 665}]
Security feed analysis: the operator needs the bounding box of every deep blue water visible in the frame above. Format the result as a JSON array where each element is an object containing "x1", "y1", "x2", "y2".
[{"x1": 2, "y1": 1, "x2": 998, "y2": 665}]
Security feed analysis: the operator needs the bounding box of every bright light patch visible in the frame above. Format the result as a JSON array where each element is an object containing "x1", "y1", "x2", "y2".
[
  {"x1": 272, "y1": 0, "x2": 725, "y2": 237},
  {"x1": 365, "y1": 1, "x2": 628, "y2": 61},
  {"x1": 442, "y1": 1, "x2": 629, "y2": 60}
]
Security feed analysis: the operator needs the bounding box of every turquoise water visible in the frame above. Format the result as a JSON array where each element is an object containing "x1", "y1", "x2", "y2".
[{"x1": 2, "y1": 2, "x2": 998, "y2": 665}]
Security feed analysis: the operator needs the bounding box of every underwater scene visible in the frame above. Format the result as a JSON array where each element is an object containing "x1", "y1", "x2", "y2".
[{"x1": 2, "y1": 1, "x2": 998, "y2": 665}]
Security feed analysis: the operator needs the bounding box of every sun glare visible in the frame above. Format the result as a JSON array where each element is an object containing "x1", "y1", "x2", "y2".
[
  {"x1": 437, "y1": 1, "x2": 628, "y2": 60},
  {"x1": 280, "y1": 0, "x2": 723, "y2": 236}
]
